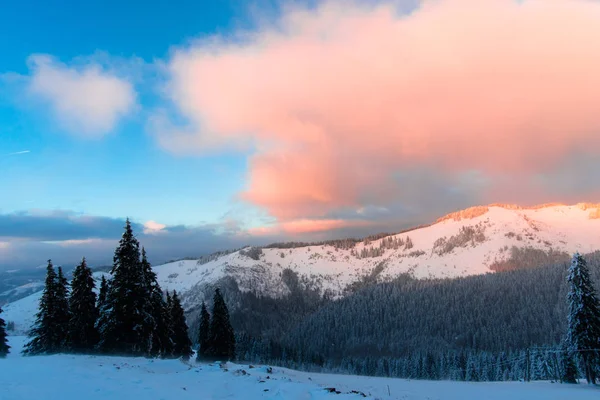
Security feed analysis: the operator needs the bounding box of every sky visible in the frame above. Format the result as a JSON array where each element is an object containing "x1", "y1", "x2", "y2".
[{"x1": 2, "y1": 0, "x2": 600, "y2": 270}]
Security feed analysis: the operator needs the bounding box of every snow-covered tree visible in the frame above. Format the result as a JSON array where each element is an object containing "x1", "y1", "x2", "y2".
[
  {"x1": 96, "y1": 219, "x2": 154, "y2": 355},
  {"x1": 68, "y1": 258, "x2": 98, "y2": 352},
  {"x1": 0, "y1": 306, "x2": 10, "y2": 357},
  {"x1": 196, "y1": 301, "x2": 211, "y2": 361},
  {"x1": 207, "y1": 288, "x2": 235, "y2": 360},
  {"x1": 170, "y1": 291, "x2": 193, "y2": 360},
  {"x1": 566, "y1": 252, "x2": 600, "y2": 384}
]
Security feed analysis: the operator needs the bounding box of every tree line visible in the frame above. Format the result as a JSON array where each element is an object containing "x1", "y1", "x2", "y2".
[{"x1": 10, "y1": 219, "x2": 235, "y2": 362}]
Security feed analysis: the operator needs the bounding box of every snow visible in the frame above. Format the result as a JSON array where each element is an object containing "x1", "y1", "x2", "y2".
[{"x1": 1, "y1": 336, "x2": 599, "y2": 400}]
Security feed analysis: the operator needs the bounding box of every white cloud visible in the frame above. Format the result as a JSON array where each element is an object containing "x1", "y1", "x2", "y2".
[{"x1": 26, "y1": 54, "x2": 137, "y2": 137}]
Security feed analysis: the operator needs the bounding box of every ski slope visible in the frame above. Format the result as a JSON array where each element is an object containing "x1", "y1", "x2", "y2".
[{"x1": 1, "y1": 336, "x2": 598, "y2": 400}]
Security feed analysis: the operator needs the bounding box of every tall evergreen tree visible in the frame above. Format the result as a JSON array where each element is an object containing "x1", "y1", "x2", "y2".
[
  {"x1": 55, "y1": 266, "x2": 71, "y2": 352},
  {"x1": 142, "y1": 248, "x2": 172, "y2": 358},
  {"x1": 68, "y1": 258, "x2": 98, "y2": 352},
  {"x1": 207, "y1": 288, "x2": 235, "y2": 360},
  {"x1": 96, "y1": 219, "x2": 154, "y2": 355},
  {"x1": 566, "y1": 252, "x2": 600, "y2": 384},
  {"x1": 170, "y1": 291, "x2": 193, "y2": 360},
  {"x1": 97, "y1": 276, "x2": 108, "y2": 310},
  {"x1": 24, "y1": 260, "x2": 61, "y2": 355},
  {"x1": 196, "y1": 301, "x2": 211, "y2": 360},
  {"x1": 0, "y1": 306, "x2": 10, "y2": 357}
]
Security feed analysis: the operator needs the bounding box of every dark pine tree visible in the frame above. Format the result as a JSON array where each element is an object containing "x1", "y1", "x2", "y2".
[
  {"x1": 208, "y1": 288, "x2": 235, "y2": 361},
  {"x1": 170, "y1": 291, "x2": 193, "y2": 360},
  {"x1": 96, "y1": 219, "x2": 154, "y2": 355},
  {"x1": 0, "y1": 306, "x2": 10, "y2": 357},
  {"x1": 68, "y1": 257, "x2": 98, "y2": 353},
  {"x1": 24, "y1": 260, "x2": 60, "y2": 355},
  {"x1": 566, "y1": 252, "x2": 600, "y2": 384},
  {"x1": 55, "y1": 266, "x2": 71, "y2": 352},
  {"x1": 97, "y1": 276, "x2": 109, "y2": 311},
  {"x1": 142, "y1": 248, "x2": 172, "y2": 358},
  {"x1": 196, "y1": 301, "x2": 211, "y2": 361}
]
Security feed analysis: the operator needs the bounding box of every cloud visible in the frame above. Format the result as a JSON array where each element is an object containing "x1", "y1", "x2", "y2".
[
  {"x1": 26, "y1": 54, "x2": 136, "y2": 137},
  {"x1": 0, "y1": 211, "x2": 270, "y2": 271},
  {"x1": 0, "y1": 211, "x2": 139, "y2": 241},
  {"x1": 249, "y1": 218, "x2": 373, "y2": 236},
  {"x1": 153, "y1": 0, "x2": 600, "y2": 229},
  {"x1": 143, "y1": 220, "x2": 167, "y2": 235},
  {"x1": 4, "y1": 150, "x2": 30, "y2": 156}
]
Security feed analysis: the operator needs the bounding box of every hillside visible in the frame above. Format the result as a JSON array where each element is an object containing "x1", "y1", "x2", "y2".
[{"x1": 4, "y1": 203, "x2": 600, "y2": 331}]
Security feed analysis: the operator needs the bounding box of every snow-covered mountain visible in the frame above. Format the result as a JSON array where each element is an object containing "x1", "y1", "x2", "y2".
[
  {"x1": 153, "y1": 203, "x2": 600, "y2": 301},
  {"x1": 4, "y1": 203, "x2": 600, "y2": 332}
]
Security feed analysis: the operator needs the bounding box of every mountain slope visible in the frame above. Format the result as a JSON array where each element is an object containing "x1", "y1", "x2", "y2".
[
  {"x1": 155, "y1": 203, "x2": 600, "y2": 302},
  {"x1": 4, "y1": 203, "x2": 600, "y2": 328}
]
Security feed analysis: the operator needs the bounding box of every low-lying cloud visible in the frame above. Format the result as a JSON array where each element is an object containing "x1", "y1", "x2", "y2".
[
  {"x1": 0, "y1": 211, "x2": 269, "y2": 271},
  {"x1": 153, "y1": 0, "x2": 600, "y2": 232}
]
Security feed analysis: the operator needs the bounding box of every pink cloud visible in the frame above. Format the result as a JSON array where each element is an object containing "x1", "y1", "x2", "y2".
[
  {"x1": 156, "y1": 0, "x2": 600, "y2": 224},
  {"x1": 249, "y1": 218, "x2": 372, "y2": 236},
  {"x1": 143, "y1": 220, "x2": 167, "y2": 235}
]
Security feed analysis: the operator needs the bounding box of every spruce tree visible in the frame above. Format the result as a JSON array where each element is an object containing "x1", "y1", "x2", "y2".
[
  {"x1": 170, "y1": 290, "x2": 193, "y2": 360},
  {"x1": 97, "y1": 276, "x2": 108, "y2": 310},
  {"x1": 142, "y1": 248, "x2": 172, "y2": 358},
  {"x1": 0, "y1": 306, "x2": 10, "y2": 357},
  {"x1": 207, "y1": 288, "x2": 235, "y2": 361},
  {"x1": 24, "y1": 260, "x2": 60, "y2": 355},
  {"x1": 566, "y1": 252, "x2": 600, "y2": 384},
  {"x1": 196, "y1": 301, "x2": 211, "y2": 360},
  {"x1": 68, "y1": 258, "x2": 98, "y2": 353},
  {"x1": 96, "y1": 219, "x2": 154, "y2": 355},
  {"x1": 55, "y1": 266, "x2": 71, "y2": 352}
]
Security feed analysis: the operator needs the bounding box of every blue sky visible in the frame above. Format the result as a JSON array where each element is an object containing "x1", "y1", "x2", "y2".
[
  {"x1": 1, "y1": 0, "x2": 600, "y2": 270},
  {"x1": 0, "y1": 0, "x2": 253, "y2": 226}
]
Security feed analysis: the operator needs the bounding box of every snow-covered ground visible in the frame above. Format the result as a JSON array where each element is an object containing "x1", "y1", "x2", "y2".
[{"x1": 1, "y1": 336, "x2": 598, "y2": 400}]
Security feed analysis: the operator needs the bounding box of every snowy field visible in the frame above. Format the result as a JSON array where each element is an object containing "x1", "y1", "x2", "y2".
[{"x1": 1, "y1": 337, "x2": 599, "y2": 400}]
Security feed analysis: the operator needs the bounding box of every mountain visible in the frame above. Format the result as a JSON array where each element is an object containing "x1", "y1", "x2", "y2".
[
  {"x1": 4, "y1": 202, "x2": 600, "y2": 333},
  {"x1": 153, "y1": 203, "x2": 600, "y2": 304}
]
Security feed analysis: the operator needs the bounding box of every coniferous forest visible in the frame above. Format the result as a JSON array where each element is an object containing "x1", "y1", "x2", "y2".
[
  {"x1": 224, "y1": 253, "x2": 600, "y2": 383},
  {"x1": 20, "y1": 220, "x2": 235, "y2": 361}
]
